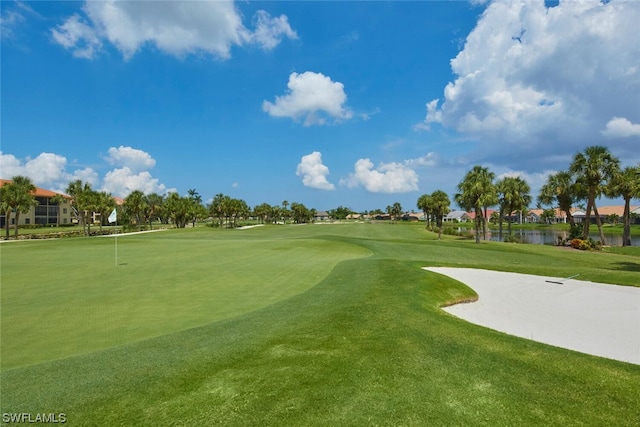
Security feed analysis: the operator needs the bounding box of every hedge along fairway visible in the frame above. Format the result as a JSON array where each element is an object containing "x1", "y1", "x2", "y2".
[{"x1": 1, "y1": 223, "x2": 639, "y2": 426}]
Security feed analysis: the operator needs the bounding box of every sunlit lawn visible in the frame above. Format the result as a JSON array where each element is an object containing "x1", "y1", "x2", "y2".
[{"x1": 1, "y1": 223, "x2": 639, "y2": 426}]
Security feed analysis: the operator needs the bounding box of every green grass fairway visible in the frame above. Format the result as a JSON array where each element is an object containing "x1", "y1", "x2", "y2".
[
  {"x1": 0, "y1": 228, "x2": 370, "y2": 368},
  {"x1": 2, "y1": 224, "x2": 639, "y2": 425}
]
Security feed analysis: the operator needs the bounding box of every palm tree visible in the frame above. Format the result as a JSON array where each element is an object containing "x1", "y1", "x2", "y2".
[
  {"x1": 66, "y1": 180, "x2": 96, "y2": 235},
  {"x1": 282, "y1": 200, "x2": 289, "y2": 224},
  {"x1": 0, "y1": 184, "x2": 16, "y2": 239},
  {"x1": 210, "y1": 193, "x2": 229, "y2": 228},
  {"x1": 145, "y1": 193, "x2": 165, "y2": 229},
  {"x1": 417, "y1": 194, "x2": 433, "y2": 229},
  {"x1": 0, "y1": 176, "x2": 38, "y2": 239},
  {"x1": 569, "y1": 146, "x2": 621, "y2": 244},
  {"x1": 455, "y1": 166, "x2": 496, "y2": 243},
  {"x1": 187, "y1": 189, "x2": 203, "y2": 228},
  {"x1": 606, "y1": 165, "x2": 640, "y2": 246},
  {"x1": 95, "y1": 191, "x2": 115, "y2": 232},
  {"x1": 430, "y1": 190, "x2": 451, "y2": 240},
  {"x1": 124, "y1": 190, "x2": 147, "y2": 231},
  {"x1": 538, "y1": 171, "x2": 583, "y2": 228},
  {"x1": 49, "y1": 194, "x2": 66, "y2": 227},
  {"x1": 253, "y1": 203, "x2": 271, "y2": 224},
  {"x1": 165, "y1": 192, "x2": 190, "y2": 228},
  {"x1": 496, "y1": 176, "x2": 531, "y2": 240},
  {"x1": 386, "y1": 202, "x2": 402, "y2": 223}
]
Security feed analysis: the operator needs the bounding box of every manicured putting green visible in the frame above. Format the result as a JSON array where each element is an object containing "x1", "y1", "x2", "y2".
[{"x1": 0, "y1": 228, "x2": 370, "y2": 368}]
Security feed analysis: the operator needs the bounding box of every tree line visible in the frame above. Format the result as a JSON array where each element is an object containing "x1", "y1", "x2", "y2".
[
  {"x1": 452, "y1": 146, "x2": 640, "y2": 246},
  {"x1": 0, "y1": 177, "x2": 319, "y2": 238},
  {"x1": 2, "y1": 145, "x2": 638, "y2": 243}
]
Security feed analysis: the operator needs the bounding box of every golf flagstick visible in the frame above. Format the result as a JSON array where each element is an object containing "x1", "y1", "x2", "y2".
[
  {"x1": 108, "y1": 208, "x2": 118, "y2": 266},
  {"x1": 545, "y1": 274, "x2": 580, "y2": 284}
]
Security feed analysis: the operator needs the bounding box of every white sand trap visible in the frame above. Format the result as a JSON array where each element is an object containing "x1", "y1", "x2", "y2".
[
  {"x1": 101, "y1": 229, "x2": 167, "y2": 237},
  {"x1": 423, "y1": 267, "x2": 640, "y2": 365},
  {"x1": 236, "y1": 224, "x2": 265, "y2": 230}
]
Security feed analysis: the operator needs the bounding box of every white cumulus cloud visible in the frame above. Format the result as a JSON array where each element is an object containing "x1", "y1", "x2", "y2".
[
  {"x1": 101, "y1": 167, "x2": 168, "y2": 197},
  {"x1": 105, "y1": 146, "x2": 156, "y2": 172},
  {"x1": 263, "y1": 71, "x2": 352, "y2": 126},
  {"x1": 51, "y1": 1, "x2": 297, "y2": 60},
  {"x1": 601, "y1": 117, "x2": 640, "y2": 138},
  {"x1": 101, "y1": 146, "x2": 171, "y2": 197},
  {"x1": 341, "y1": 158, "x2": 418, "y2": 194},
  {"x1": 0, "y1": 152, "x2": 98, "y2": 193},
  {"x1": 417, "y1": 0, "x2": 640, "y2": 167},
  {"x1": 296, "y1": 151, "x2": 335, "y2": 191},
  {"x1": 1, "y1": 148, "x2": 171, "y2": 198}
]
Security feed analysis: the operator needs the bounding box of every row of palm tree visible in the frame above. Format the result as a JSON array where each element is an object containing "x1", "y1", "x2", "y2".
[
  {"x1": 0, "y1": 176, "x2": 38, "y2": 239},
  {"x1": 454, "y1": 146, "x2": 639, "y2": 246},
  {"x1": 0, "y1": 176, "x2": 322, "y2": 238},
  {"x1": 386, "y1": 202, "x2": 403, "y2": 223},
  {"x1": 538, "y1": 146, "x2": 640, "y2": 246},
  {"x1": 417, "y1": 190, "x2": 451, "y2": 239},
  {"x1": 3, "y1": 145, "x2": 637, "y2": 243}
]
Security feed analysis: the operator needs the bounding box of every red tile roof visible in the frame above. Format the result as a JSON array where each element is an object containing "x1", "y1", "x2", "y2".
[{"x1": 0, "y1": 179, "x2": 71, "y2": 199}]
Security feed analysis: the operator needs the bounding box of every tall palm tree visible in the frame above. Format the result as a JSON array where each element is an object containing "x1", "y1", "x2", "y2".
[
  {"x1": 282, "y1": 200, "x2": 289, "y2": 224},
  {"x1": 95, "y1": 191, "x2": 115, "y2": 232},
  {"x1": 569, "y1": 146, "x2": 621, "y2": 244},
  {"x1": 496, "y1": 176, "x2": 531, "y2": 239},
  {"x1": 145, "y1": 193, "x2": 164, "y2": 229},
  {"x1": 124, "y1": 190, "x2": 147, "y2": 231},
  {"x1": 210, "y1": 193, "x2": 229, "y2": 228},
  {"x1": 417, "y1": 194, "x2": 433, "y2": 229},
  {"x1": 430, "y1": 190, "x2": 451, "y2": 239},
  {"x1": 537, "y1": 171, "x2": 584, "y2": 228},
  {"x1": 606, "y1": 165, "x2": 640, "y2": 246},
  {"x1": 391, "y1": 202, "x2": 403, "y2": 223},
  {"x1": 165, "y1": 192, "x2": 190, "y2": 228},
  {"x1": 455, "y1": 166, "x2": 496, "y2": 243},
  {"x1": 0, "y1": 176, "x2": 38, "y2": 239},
  {"x1": 187, "y1": 189, "x2": 203, "y2": 228},
  {"x1": 66, "y1": 180, "x2": 95, "y2": 235}
]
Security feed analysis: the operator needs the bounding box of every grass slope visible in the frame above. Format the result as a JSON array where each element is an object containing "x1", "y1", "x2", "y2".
[
  {"x1": 1, "y1": 228, "x2": 369, "y2": 368},
  {"x1": 1, "y1": 224, "x2": 639, "y2": 426}
]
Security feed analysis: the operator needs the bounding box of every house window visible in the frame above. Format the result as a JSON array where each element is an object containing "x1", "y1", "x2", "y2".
[
  {"x1": 63, "y1": 208, "x2": 67, "y2": 214},
  {"x1": 63, "y1": 218, "x2": 68, "y2": 224},
  {"x1": 25, "y1": 218, "x2": 30, "y2": 225}
]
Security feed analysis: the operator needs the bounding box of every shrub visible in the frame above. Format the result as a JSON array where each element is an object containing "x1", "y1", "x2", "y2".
[
  {"x1": 569, "y1": 224, "x2": 583, "y2": 240},
  {"x1": 504, "y1": 235, "x2": 522, "y2": 243},
  {"x1": 570, "y1": 238, "x2": 601, "y2": 251},
  {"x1": 578, "y1": 240, "x2": 592, "y2": 251},
  {"x1": 587, "y1": 238, "x2": 602, "y2": 251}
]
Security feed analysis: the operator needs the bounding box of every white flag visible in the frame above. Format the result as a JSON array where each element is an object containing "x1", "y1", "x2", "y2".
[{"x1": 108, "y1": 208, "x2": 117, "y2": 224}]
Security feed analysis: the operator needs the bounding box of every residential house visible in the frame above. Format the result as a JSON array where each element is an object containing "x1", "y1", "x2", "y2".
[
  {"x1": 314, "y1": 210, "x2": 330, "y2": 221},
  {"x1": 0, "y1": 179, "x2": 73, "y2": 228},
  {"x1": 443, "y1": 210, "x2": 471, "y2": 222},
  {"x1": 528, "y1": 208, "x2": 570, "y2": 224},
  {"x1": 402, "y1": 212, "x2": 423, "y2": 221},
  {"x1": 573, "y1": 205, "x2": 638, "y2": 224}
]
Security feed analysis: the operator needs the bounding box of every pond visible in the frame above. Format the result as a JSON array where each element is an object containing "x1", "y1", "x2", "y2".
[{"x1": 463, "y1": 228, "x2": 640, "y2": 246}]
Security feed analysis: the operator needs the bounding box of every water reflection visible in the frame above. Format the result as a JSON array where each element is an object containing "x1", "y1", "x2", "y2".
[{"x1": 461, "y1": 228, "x2": 639, "y2": 246}]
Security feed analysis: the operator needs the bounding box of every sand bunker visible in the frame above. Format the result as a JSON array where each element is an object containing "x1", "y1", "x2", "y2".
[{"x1": 424, "y1": 267, "x2": 640, "y2": 365}]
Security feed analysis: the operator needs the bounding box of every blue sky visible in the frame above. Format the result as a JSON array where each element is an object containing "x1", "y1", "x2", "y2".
[{"x1": 2, "y1": 0, "x2": 639, "y2": 212}]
